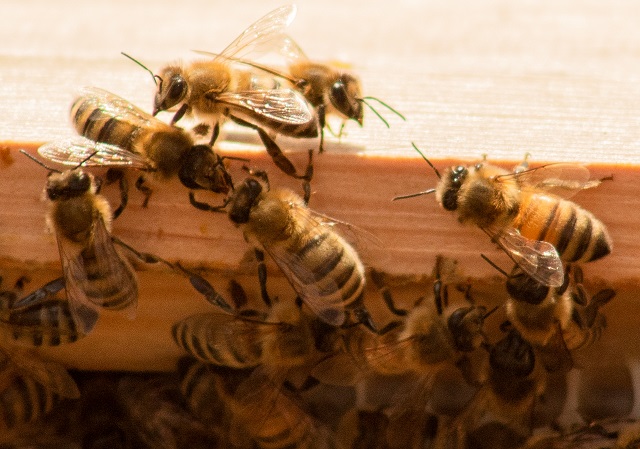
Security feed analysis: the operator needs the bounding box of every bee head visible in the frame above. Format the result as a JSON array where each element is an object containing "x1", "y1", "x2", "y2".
[
  {"x1": 46, "y1": 170, "x2": 92, "y2": 201},
  {"x1": 439, "y1": 165, "x2": 468, "y2": 211},
  {"x1": 330, "y1": 73, "x2": 363, "y2": 124},
  {"x1": 490, "y1": 329, "x2": 535, "y2": 378},
  {"x1": 153, "y1": 66, "x2": 188, "y2": 115},
  {"x1": 505, "y1": 266, "x2": 550, "y2": 305},
  {"x1": 228, "y1": 178, "x2": 263, "y2": 224},
  {"x1": 178, "y1": 145, "x2": 231, "y2": 194},
  {"x1": 447, "y1": 306, "x2": 487, "y2": 352}
]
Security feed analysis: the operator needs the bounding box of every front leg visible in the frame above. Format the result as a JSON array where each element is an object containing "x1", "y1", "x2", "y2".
[{"x1": 135, "y1": 175, "x2": 153, "y2": 208}]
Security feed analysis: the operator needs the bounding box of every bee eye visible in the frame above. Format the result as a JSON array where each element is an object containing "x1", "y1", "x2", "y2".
[
  {"x1": 330, "y1": 81, "x2": 349, "y2": 110},
  {"x1": 168, "y1": 76, "x2": 187, "y2": 101},
  {"x1": 442, "y1": 189, "x2": 458, "y2": 211}
]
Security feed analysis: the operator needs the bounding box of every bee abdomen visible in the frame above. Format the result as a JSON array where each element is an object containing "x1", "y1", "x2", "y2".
[
  {"x1": 4, "y1": 300, "x2": 82, "y2": 346},
  {"x1": 80, "y1": 249, "x2": 138, "y2": 311},
  {"x1": 516, "y1": 193, "x2": 612, "y2": 263},
  {"x1": 71, "y1": 96, "x2": 139, "y2": 151},
  {"x1": 172, "y1": 317, "x2": 261, "y2": 369},
  {"x1": 288, "y1": 232, "x2": 365, "y2": 309},
  {"x1": 0, "y1": 376, "x2": 57, "y2": 430}
]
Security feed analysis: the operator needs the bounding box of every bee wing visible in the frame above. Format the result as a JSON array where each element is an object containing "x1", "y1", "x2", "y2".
[
  {"x1": 38, "y1": 136, "x2": 151, "y2": 169},
  {"x1": 512, "y1": 164, "x2": 600, "y2": 199},
  {"x1": 2, "y1": 346, "x2": 80, "y2": 399},
  {"x1": 493, "y1": 227, "x2": 565, "y2": 288},
  {"x1": 76, "y1": 86, "x2": 158, "y2": 129},
  {"x1": 215, "y1": 5, "x2": 297, "y2": 62},
  {"x1": 58, "y1": 217, "x2": 137, "y2": 334},
  {"x1": 263, "y1": 244, "x2": 347, "y2": 327},
  {"x1": 176, "y1": 312, "x2": 266, "y2": 352},
  {"x1": 10, "y1": 276, "x2": 66, "y2": 309},
  {"x1": 231, "y1": 366, "x2": 334, "y2": 448},
  {"x1": 217, "y1": 88, "x2": 315, "y2": 125}
]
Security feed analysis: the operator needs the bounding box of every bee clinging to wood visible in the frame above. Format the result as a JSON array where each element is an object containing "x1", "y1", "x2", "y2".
[{"x1": 395, "y1": 145, "x2": 612, "y2": 288}]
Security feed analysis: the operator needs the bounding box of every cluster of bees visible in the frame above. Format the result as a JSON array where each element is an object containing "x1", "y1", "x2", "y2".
[{"x1": 0, "y1": 4, "x2": 633, "y2": 449}]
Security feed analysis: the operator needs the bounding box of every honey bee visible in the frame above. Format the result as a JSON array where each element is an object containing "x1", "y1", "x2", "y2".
[
  {"x1": 227, "y1": 177, "x2": 377, "y2": 331},
  {"x1": 0, "y1": 344, "x2": 80, "y2": 431},
  {"x1": 433, "y1": 329, "x2": 543, "y2": 449},
  {"x1": 145, "y1": 5, "x2": 319, "y2": 184},
  {"x1": 0, "y1": 277, "x2": 85, "y2": 346},
  {"x1": 117, "y1": 375, "x2": 220, "y2": 449},
  {"x1": 16, "y1": 153, "x2": 138, "y2": 334},
  {"x1": 172, "y1": 299, "x2": 317, "y2": 375},
  {"x1": 60, "y1": 86, "x2": 233, "y2": 216},
  {"x1": 229, "y1": 368, "x2": 336, "y2": 449},
  {"x1": 197, "y1": 34, "x2": 406, "y2": 152},
  {"x1": 395, "y1": 146, "x2": 613, "y2": 288},
  {"x1": 485, "y1": 257, "x2": 614, "y2": 371}
]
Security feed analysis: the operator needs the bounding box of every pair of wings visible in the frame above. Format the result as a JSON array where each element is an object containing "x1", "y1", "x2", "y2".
[
  {"x1": 57, "y1": 216, "x2": 138, "y2": 335},
  {"x1": 0, "y1": 344, "x2": 80, "y2": 399},
  {"x1": 487, "y1": 163, "x2": 601, "y2": 288},
  {"x1": 192, "y1": 5, "x2": 316, "y2": 128}
]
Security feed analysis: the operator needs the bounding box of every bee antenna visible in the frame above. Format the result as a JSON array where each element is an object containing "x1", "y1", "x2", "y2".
[
  {"x1": 121, "y1": 52, "x2": 162, "y2": 87},
  {"x1": 74, "y1": 150, "x2": 99, "y2": 169},
  {"x1": 483, "y1": 305, "x2": 500, "y2": 320},
  {"x1": 359, "y1": 97, "x2": 406, "y2": 128},
  {"x1": 480, "y1": 254, "x2": 509, "y2": 278},
  {"x1": 411, "y1": 142, "x2": 441, "y2": 179},
  {"x1": 19, "y1": 150, "x2": 61, "y2": 173},
  {"x1": 392, "y1": 189, "x2": 435, "y2": 201}
]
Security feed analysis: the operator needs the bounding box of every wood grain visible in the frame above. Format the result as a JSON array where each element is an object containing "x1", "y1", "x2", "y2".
[{"x1": 0, "y1": 0, "x2": 638, "y2": 377}]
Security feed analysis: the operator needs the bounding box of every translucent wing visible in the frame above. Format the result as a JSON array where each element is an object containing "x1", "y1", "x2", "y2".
[
  {"x1": 492, "y1": 227, "x2": 565, "y2": 288},
  {"x1": 76, "y1": 86, "x2": 158, "y2": 129},
  {"x1": 194, "y1": 33, "x2": 308, "y2": 66},
  {"x1": 174, "y1": 312, "x2": 269, "y2": 365},
  {"x1": 38, "y1": 136, "x2": 151, "y2": 169},
  {"x1": 509, "y1": 164, "x2": 599, "y2": 199},
  {"x1": 216, "y1": 88, "x2": 315, "y2": 125},
  {"x1": 216, "y1": 5, "x2": 297, "y2": 62},
  {"x1": 262, "y1": 226, "x2": 348, "y2": 327},
  {"x1": 57, "y1": 216, "x2": 137, "y2": 334},
  {"x1": 2, "y1": 346, "x2": 80, "y2": 399}
]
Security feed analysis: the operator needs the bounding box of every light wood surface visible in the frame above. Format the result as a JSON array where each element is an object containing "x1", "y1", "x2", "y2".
[{"x1": 0, "y1": 0, "x2": 639, "y2": 376}]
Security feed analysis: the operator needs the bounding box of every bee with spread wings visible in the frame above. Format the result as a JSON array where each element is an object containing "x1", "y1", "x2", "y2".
[{"x1": 144, "y1": 5, "x2": 318, "y2": 188}]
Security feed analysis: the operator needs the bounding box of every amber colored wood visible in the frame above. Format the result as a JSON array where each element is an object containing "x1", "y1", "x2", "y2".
[{"x1": 0, "y1": 0, "x2": 639, "y2": 374}]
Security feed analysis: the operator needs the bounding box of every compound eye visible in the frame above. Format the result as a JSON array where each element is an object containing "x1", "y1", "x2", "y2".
[
  {"x1": 442, "y1": 189, "x2": 458, "y2": 211},
  {"x1": 168, "y1": 76, "x2": 187, "y2": 102}
]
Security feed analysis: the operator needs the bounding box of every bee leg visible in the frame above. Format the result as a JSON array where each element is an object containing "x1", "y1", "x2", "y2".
[
  {"x1": 106, "y1": 169, "x2": 129, "y2": 220},
  {"x1": 254, "y1": 249, "x2": 272, "y2": 307},
  {"x1": 228, "y1": 279, "x2": 248, "y2": 309},
  {"x1": 11, "y1": 277, "x2": 66, "y2": 308},
  {"x1": 352, "y1": 306, "x2": 379, "y2": 334},
  {"x1": 170, "y1": 103, "x2": 189, "y2": 125},
  {"x1": 208, "y1": 122, "x2": 220, "y2": 147},
  {"x1": 369, "y1": 269, "x2": 408, "y2": 317},
  {"x1": 317, "y1": 104, "x2": 326, "y2": 153},
  {"x1": 188, "y1": 191, "x2": 230, "y2": 213},
  {"x1": 135, "y1": 175, "x2": 153, "y2": 208}
]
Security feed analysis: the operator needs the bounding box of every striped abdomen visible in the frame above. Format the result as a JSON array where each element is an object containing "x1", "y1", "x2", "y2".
[
  {"x1": 514, "y1": 192, "x2": 612, "y2": 263},
  {"x1": 71, "y1": 95, "x2": 141, "y2": 152},
  {"x1": 1, "y1": 300, "x2": 83, "y2": 346},
  {"x1": 272, "y1": 221, "x2": 366, "y2": 325},
  {"x1": 0, "y1": 375, "x2": 60, "y2": 430},
  {"x1": 172, "y1": 314, "x2": 262, "y2": 369},
  {"x1": 80, "y1": 246, "x2": 137, "y2": 311}
]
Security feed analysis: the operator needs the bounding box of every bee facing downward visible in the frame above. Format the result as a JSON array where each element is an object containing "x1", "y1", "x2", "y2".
[
  {"x1": 63, "y1": 86, "x2": 233, "y2": 216},
  {"x1": 18, "y1": 150, "x2": 138, "y2": 334},
  {"x1": 227, "y1": 177, "x2": 377, "y2": 332},
  {"x1": 395, "y1": 146, "x2": 612, "y2": 287}
]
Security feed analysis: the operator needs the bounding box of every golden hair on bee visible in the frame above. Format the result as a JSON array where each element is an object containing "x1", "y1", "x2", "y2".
[
  {"x1": 17, "y1": 149, "x2": 138, "y2": 335},
  {"x1": 227, "y1": 177, "x2": 377, "y2": 332},
  {"x1": 395, "y1": 144, "x2": 612, "y2": 288}
]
